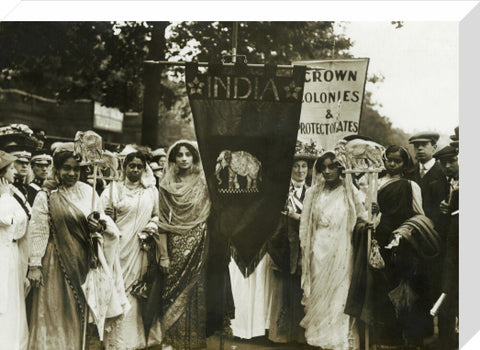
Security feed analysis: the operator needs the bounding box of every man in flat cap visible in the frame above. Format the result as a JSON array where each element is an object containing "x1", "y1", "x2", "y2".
[
  {"x1": 27, "y1": 151, "x2": 53, "y2": 206},
  {"x1": 4, "y1": 143, "x2": 32, "y2": 202},
  {"x1": 409, "y1": 132, "x2": 449, "y2": 228},
  {"x1": 434, "y1": 139, "x2": 459, "y2": 350}
]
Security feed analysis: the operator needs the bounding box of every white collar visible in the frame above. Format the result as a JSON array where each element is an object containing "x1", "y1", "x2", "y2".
[
  {"x1": 420, "y1": 158, "x2": 436, "y2": 172},
  {"x1": 291, "y1": 179, "x2": 305, "y2": 189}
]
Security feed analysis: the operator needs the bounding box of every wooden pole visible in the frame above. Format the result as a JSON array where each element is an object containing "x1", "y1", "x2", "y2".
[{"x1": 82, "y1": 163, "x2": 98, "y2": 350}]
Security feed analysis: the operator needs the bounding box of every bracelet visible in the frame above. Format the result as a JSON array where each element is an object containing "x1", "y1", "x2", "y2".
[{"x1": 160, "y1": 257, "x2": 170, "y2": 261}]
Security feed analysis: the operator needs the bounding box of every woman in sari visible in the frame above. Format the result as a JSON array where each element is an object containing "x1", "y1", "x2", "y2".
[
  {"x1": 27, "y1": 148, "x2": 126, "y2": 349},
  {"x1": 0, "y1": 150, "x2": 30, "y2": 350},
  {"x1": 101, "y1": 151, "x2": 164, "y2": 349},
  {"x1": 158, "y1": 140, "x2": 211, "y2": 350},
  {"x1": 299, "y1": 151, "x2": 367, "y2": 350},
  {"x1": 367, "y1": 145, "x2": 436, "y2": 349}
]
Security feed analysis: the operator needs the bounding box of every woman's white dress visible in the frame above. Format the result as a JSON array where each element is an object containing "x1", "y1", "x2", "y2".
[
  {"x1": 229, "y1": 253, "x2": 274, "y2": 339},
  {"x1": 300, "y1": 184, "x2": 364, "y2": 350},
  {"x1": 0, "y1": 188, "x2": 29, "y2": 350},
  {"x1": 101, "y1": 181, "x2": 163, "y2": 349}
]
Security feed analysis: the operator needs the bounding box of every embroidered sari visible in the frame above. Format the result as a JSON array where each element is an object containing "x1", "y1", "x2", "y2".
[
  {"x1": 27, "y1": 181, "x2": 127, "y2": 349},
  {"x1": 158, "y1": 140, "x2": 211, "y2": 350}
]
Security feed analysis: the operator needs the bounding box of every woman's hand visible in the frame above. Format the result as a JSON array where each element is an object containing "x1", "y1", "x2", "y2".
[
  {"x1": 0, "y1": 178, "x2": 11, "y2": 196},
  {"x1": 87, "y1": 212, "x2": 103, "y2": 233},
  {"x1": 160, "y1": 257, "x2": 170, "y2": 274},
  {"x1": 28, "y1": 267, "x2": 43, "y2": 288},
  {"x1": 439, "y1": 200, "x2": 450, "y2": 215},
  {"x1": 104, "y1": 206, "x2": 115, "y2": 219},
  {"x1": 371, "y1": 202, "x2": 380, "y2": 215}
]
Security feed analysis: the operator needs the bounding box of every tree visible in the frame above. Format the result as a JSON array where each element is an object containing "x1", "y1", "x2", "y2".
[
  {"x1": 0, "y1": 21, "x2": 151, "y2": 112},
  {"x1": 168, "y1": 21, "x2": 352, "y2": 65},
  {"x1": 359, "y1": 91, "x2": 410, "y2": 147}
]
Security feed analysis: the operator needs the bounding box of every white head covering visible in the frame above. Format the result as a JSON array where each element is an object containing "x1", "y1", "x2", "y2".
[{"x1": 299, "y1": 150, "x2": 364, "y2": 297}]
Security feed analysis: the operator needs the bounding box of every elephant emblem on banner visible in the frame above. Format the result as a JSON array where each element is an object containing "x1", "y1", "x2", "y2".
[{"x1": 215, "y1": 150, "x2": 262, "y2": 191}]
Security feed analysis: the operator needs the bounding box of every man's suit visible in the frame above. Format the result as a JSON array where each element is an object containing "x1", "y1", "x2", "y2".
[{"x1": 414, "y1": 161, "x2": 449, "y2": 229}]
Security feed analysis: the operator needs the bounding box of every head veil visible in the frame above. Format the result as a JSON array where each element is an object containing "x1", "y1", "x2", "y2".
[
  {"x1": 157, "y1": 140, "x2": 211, "y2": 235},
  {"x1": 299, "y1": 150, "x2": 365, "y2": 297}
]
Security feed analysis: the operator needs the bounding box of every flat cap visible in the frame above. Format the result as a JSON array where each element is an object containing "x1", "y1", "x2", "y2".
[
  {"x1": 450, "y1": 126, "x2": 459, "y2": 148},
  {"x1": 433, "y1": 145, "x2": 458, "y2": 160},
  {"x1": 408, "y1": 132, "x2": 440, "y2": 144},
  {"x1": 31, "y1": 151, "x2": 53, "y2": 165},
  {"x1": 152, "y1": 148, "x2": 167, "y2": 158}
]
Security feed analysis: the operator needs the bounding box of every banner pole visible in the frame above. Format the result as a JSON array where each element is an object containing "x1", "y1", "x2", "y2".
[{"x1": 232, "y1": 22, "x2": 238, "y2": 64}]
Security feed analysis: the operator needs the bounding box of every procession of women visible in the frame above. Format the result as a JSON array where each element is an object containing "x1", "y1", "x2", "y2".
[{"x1": 0, "y1": 122, "x2": 459, "y2": 350}]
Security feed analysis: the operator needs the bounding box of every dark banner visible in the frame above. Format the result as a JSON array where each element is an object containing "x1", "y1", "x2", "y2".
[{"x1": 187, "y1": 62, "x2": 306, "y2": 276}]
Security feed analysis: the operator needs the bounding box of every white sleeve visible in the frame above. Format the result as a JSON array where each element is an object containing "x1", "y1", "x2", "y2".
[
  {"x1": 411, "y1": 181, "x2": 425, "y2": 216},
  {"x1": 27, "y1": 191, "x2": 50, "y2": 267},
  {"x1": 0, "y1": 193, "x2": 15, "y2": 227}
]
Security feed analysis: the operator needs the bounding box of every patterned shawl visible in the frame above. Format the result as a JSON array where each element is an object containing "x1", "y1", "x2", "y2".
[{"x1": 157, "y1": 140, "x2": 211, "y2": 235}]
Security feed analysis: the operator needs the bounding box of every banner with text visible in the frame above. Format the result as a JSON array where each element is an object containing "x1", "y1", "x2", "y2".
[
  {"x1": 294, "y1": 58, "x2": 369, "y2": 150},
  {"x1": 186, "y1": 62, "x2": 306, "y2": 277}
]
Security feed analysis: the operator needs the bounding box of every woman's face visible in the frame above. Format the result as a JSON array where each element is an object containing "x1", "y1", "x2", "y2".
[
  {"x1": 175, "y1": 146, "x2": 194, "y2": 171},
  {"x1": 321, "y1": 158, "x2": 341, "y2": 185},
  {"x1": 291, "y1": 160, "x2": 308, "y2": 182},
  {"x1": 1, "y1": 163, "x2": 17, "y2": 183},
  {"x1": 385, "y1": 151, "x2": 405, "y2": 176},
  {"x1": 58, "y1": 157, "x2": 80, "y2": 187},
  {"x1": 125, "y1": 157, "x2": 145, "y2": 182}
]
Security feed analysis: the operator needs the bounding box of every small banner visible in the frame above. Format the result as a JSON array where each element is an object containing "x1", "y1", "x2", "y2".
[
  {"x1": 186, "y1": 62, "x2": 306, "y2": 276},
  {"x1": 294, "y1": 58, "x2": 369, "y2": 150}
]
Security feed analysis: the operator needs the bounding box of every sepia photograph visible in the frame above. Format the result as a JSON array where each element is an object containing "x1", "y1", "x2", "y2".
[{"x1": 0, "y1": 2, "x2": 470, "y2": 349}]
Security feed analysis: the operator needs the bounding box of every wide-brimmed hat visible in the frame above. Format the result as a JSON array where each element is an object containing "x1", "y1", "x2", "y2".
[
  {"x1": 0, "y1": 150, "x2": 17, "y2": 170},
  {"x1": 294, "y1": 140, "x2": 322, "y2": 162}
]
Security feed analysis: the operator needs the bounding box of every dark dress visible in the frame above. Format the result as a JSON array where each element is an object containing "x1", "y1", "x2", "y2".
[
  {"x1": 438, "y1": 185, "x2": 459, "y2": 350},
  {"x1": 267, "y1": 183, "x2": 307, "y2": 344},
  {"x1": 347, "y1": 179, "x2": 434, "y2": 347}
]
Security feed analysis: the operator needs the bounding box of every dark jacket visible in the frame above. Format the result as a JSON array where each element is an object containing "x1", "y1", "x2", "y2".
[{"x1": 414, "y1": 161, "x2": 449, "y2": 230}]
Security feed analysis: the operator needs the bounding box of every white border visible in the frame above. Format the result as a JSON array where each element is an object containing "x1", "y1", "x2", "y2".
[{"x1": 1, "y1": 1, "x2": 478, "y2": 21}]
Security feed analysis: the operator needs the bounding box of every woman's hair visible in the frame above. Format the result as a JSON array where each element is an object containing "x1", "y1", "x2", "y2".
[
  {"x1": 0, "y1": 165, "x2": 8, "y2": 177},
  {"x1": 315, "y1": 152, "x2": 344, "y2": 175},
  {"x1": 168, "y1": 142, "x2": 200, "y2": 164},
  {"x1": 123, "y1": 151, "x2": 147, "y2": 170},
  {"x1": 53, "y1": 151, "x2": 81, "y2": 170},
  {"x1": 384, "y1": 145, "x2": 415, "y2": 178}
]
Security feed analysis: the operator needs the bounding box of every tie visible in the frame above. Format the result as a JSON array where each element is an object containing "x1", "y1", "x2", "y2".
[{"x1": 420, "y1": 164, "x2": 426, "y2": 178}]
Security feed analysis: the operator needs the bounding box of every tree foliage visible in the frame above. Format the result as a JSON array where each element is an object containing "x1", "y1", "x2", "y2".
[
  {"x1": 0, "y1": 22, "x2": 151, "y2": 112},
  {"x1": 0, "y1": 21, "x2": 410, "y2": 147},
  {"x1": 168, "y1": 21, "x2": 352, "y2": 64}
]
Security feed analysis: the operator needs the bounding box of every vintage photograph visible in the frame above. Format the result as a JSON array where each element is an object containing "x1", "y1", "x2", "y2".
[{"x1": 0, "y1": 20, "x2": 459, "y2": 350}]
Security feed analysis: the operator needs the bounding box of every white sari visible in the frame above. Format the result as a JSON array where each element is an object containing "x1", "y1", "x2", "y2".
[
  {"x1": 299, "y1": 160, "x2": 366, "y2": 350},
  {"x1": 101, "y1": 180, "x2": 163, "y2": 349}
]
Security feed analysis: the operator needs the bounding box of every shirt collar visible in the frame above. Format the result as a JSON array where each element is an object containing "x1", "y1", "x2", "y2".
[
  {"x1": 421, "y1": 158, "x2": 436, "y2": 172},
  {"x1": 291, "y1": 179, "x2": 305, "y2": 189}
]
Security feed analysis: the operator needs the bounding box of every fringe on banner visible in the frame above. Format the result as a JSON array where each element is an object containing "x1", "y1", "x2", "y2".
[{"x1": 230, "y1": 243, "x2": 268, "y2": 279}]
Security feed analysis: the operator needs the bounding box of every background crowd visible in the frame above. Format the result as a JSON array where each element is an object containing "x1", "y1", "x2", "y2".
[{"x1": 0, "y1": 123, "x2": 459, "y2": 350}]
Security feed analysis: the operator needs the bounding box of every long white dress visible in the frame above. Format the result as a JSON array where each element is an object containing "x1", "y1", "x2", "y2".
[
  {"x1": 0, "y1": 187, "x2": 29, "y2": 350},
  {"x1": 101, "y1": 181, "x2": 163, "y2": 349},
  {"x1": 299, "y1": 183, "x2": 365, "y2": 350},
  {"x1": 229, "y1": 253, "x2": 274, "y2": 339}
]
